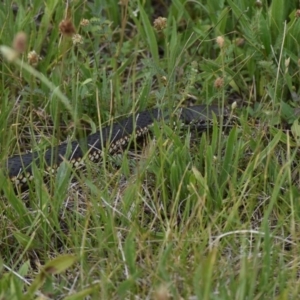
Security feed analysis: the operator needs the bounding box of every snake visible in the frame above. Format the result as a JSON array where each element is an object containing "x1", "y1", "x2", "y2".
[{"x1": 4, "y1": 105, "x2": 229, "y2": 189}]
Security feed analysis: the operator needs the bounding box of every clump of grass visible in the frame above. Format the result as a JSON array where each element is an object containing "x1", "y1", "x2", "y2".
[{"x1": 1, "y1": 0, "x2": 300, "y2": 298}]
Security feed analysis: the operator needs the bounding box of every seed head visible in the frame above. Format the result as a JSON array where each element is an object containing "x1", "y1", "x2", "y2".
[
  {"x1": 72, "y1": 34, "x2": 83, "y2": 45},
  {"x1": 27, "y1": 50, "x2": 41, "y2": 66},
  {"x1": 255, "y1": 0, "x2": 262, "y2": 8},
  {"x1": 231, "y1": 101, "x2": 237, "y2": 110},
  {"x1": 59, "y1": 19, "x2": 76, "y2": 36},
  {"x1": 13, "y1": 31, "x2": 27, "y2": 53},
  {"x1": 80, "y1": 19, "x2": 89, "y2": 27},
  {"x1": 153, "y1": 17, "x2": 167, "y2": 31},
  {"x1": 235, "y1": 38, "x2": 245, "y2": 47},
  {"x1": 214, "y1": 77, "x2": 224, "y2": 89},
  {"x1": 285, "y1": 57, "x2": 290, "y2": 69},
  {"x1": 216, "y1": 36, "x2": 225, "y2": 48},
  {"x1": 153, "y1": 285, "x2": 170, "y2": 300}
]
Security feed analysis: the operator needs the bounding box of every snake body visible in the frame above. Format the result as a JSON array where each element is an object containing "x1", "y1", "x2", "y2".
[{"x1": 5, "y1": 105, "x2": 228, "y2": 187}]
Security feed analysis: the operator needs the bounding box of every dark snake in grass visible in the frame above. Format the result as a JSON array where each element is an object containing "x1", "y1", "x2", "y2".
[{"x1": 5, "y1": 105, "x2": 229, "y2": 188}]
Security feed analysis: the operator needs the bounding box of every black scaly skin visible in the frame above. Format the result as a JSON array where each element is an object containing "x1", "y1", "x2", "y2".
[{"x1": 5, "y1": 105, "x2": 228, "y2": 186}]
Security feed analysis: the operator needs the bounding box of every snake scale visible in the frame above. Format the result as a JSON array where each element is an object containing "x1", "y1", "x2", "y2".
[{"x1": 5, "y1": 105, "x2": 229, "y2": 188}]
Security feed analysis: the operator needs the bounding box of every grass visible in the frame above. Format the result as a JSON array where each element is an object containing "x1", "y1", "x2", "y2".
[{"x1": 1, "y1": 0, "x2": 300, "y2": 298}]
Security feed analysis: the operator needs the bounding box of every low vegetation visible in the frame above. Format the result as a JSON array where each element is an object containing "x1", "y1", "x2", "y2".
[{"x1": 1, "y1": 0, "x2": 300, "y2": 298}]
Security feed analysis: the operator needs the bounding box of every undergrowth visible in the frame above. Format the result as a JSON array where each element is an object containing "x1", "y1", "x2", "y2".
[{"x1": 1, "y1": 0, "x2": 300, "y2": 299}]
